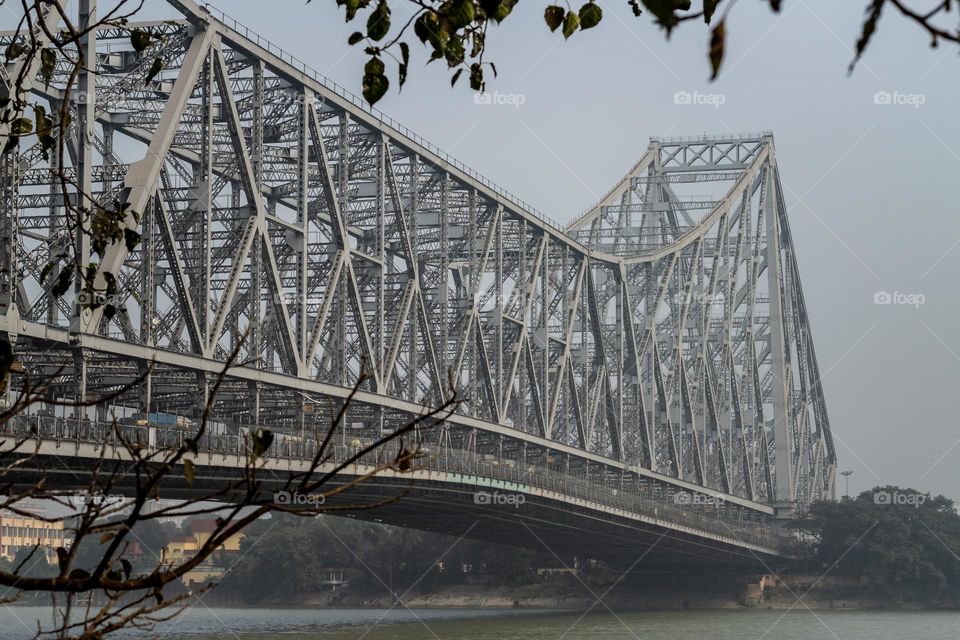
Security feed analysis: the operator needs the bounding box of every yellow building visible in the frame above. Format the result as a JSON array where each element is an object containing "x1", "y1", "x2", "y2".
[
  {"x1": 165, "y1": 535, "x2": 199, "y2": 562},
  {"x1": 189, "y1": 519, "x2": 243, "y2": 553},
  {"x1": 0, "y1": 508, "x2": 67, "y2": 564},
  {"x1": 166, "y1": 519, "x2": 244, "y2": 586}
]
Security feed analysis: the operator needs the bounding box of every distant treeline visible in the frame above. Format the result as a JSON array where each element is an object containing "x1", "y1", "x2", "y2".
[
  {"x1": 792, "y1": 485, "x2": 960, "y2": 600},
  {"x1": 216, "y1": 515, "x2": 553, "y2": 602}
]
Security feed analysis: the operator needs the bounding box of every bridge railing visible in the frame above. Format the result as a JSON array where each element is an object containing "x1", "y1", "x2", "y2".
[{"x1": 5, "y1": 415, "x2": 795, "y2": 553}]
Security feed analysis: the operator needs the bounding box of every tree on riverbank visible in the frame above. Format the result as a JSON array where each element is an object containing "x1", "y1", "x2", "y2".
[{"x1": 795, "y1": 486, "x2": 960, "y2": 600}]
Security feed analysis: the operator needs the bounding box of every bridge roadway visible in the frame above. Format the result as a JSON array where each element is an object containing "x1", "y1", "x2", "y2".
[{"x1": 5, "y1": 414, "x2": 794, "y2": 567}]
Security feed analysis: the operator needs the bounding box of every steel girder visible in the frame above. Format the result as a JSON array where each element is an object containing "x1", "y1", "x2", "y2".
[{"x1": 0, "y1": 0, "x2": 834, "y2": 514}]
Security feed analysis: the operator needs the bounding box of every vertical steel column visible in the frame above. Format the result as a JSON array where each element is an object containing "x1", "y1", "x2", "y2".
[
  {"x1": 296, "y1": 89, "x2": 309, "y2": 371},
  {"x1": 73, "y1": 0, "x2": 95, "y2": 333},
  {"x1": 495, "y1": 212, "x2": 503, "y2": 419},
  {"x1": 139, "y1": 197, "x2": 156, "y2": 346},
  {"x1": 336, "y1": 112, "x2": 348, "y2": 386},
  {"x1": 0, "y1": 149, "x2": 18, "y2": 316},
  {"x1": 198, "y1": 49, "x2": 214, "y2": 347},
  {"x1": 764, "y1": 157, "x2": 793, "y2": 506},
  {"x1": 467, "y1": 190, "x2": 477, "y2": 416},
  {"x1": 439, "y1": 174, "x2": 449, "y2": 384},
  {"x1": 407, "y1": 154, "x2": 418, "y2": 400},
  {"x1": 46, "y1": 128, "x2": 60, "y2": 325}
]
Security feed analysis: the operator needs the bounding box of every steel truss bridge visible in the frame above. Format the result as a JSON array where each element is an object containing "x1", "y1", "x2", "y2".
[{"x1": 0, "y1": 0, "x2": 835, "y2": 565}]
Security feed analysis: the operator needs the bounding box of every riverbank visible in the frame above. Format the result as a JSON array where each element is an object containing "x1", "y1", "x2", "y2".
[{"x1": 251, "y1": 574, "x2": 960, "y2": 611}]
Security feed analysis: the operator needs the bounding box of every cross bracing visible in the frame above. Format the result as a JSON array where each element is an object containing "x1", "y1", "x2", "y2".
[{"x1": 0, "y1": 0, "x2": 834, "y2": 522}]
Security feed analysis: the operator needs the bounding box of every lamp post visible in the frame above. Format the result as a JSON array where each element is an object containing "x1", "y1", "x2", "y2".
[{"x1": 840, "y1": 470, "x2": 854, "y2": 498}]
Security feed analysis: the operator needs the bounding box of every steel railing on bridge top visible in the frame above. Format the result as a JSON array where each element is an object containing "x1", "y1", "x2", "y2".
[{"x1": 5, "y1": 415, "x2": 795, "y2": 554}]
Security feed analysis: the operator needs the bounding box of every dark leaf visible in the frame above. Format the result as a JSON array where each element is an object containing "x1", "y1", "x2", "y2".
[
  {"x1": 628, "y1": 0, "x2": 643, "y2": 17},
  {"x1": 130, "y1": 28, "x2": 151, "y2": 52},
  {"x1": 562, "y1": 10, "x2": 580, "y2": 38},
  {"x1": 579, "y1": 3, "x2": 603, "y2": 29},
  {"x1": 39, "y1": 261, "x2": 54, "y2": 285},
  {"x1": 348, "y1": 31, "x2": 365, "y2": 45},
  {"x1": 250, "y1": 428, "x2": 275, "y2": 461},
  {"x1": 708, "y1": 19, "x2": 725, "y2": 80},
  {"x1": 444, "y1": 37, "x2": 465, "y2": 67},
  {"x1": 471, "y1": 31, "x2": 485, "y2": 57},
  {"x1": 124, "y1": 228, "x2": 141, "y2": 252},
  {"x1": 703, "y1": 0, "x2": 722, "y2": 23},
  {"x1": 469, "y1": 62, "x2": 483, "y2": 91},
  {"x1": 184, "y1": 459, "x2": 195, "y2": 487},
  {"x1": 448, "y1": 0, "x2": 476, "y2": 28},
  {"x1": 451, "y1": 68, "x2": 464, "y2": 87},
  {"x1": 144, "y1": 57, "x2": 164, "y2": 84},
  {"x1": 51, "y1": 264, "x2": 73, "y2": 298},
  {"x1": 415, "y1": 11, "x2": 447, "y2": 52},
  {"x1": 492, "y1": 0, "x2": 517, "y2": 21},
  {"x1": 363, "y1": 71, "x2": 389, "y2": 104},
  {"x1": 367, "y1": 0, "x2": 391, "y2": 41},
  {"x1": 544, "y1": 5, "x2": 565, "y2": 31},
  {"x1": 768, "y1": 0, "x2": 782, "y2": 11},
  {"x1": 478, "y1": 0, "x2": 500, "y2": 19},
  {"x1": 396, "y1": 447, "x2": 412, "y2": 471},
  {"x1": 414, "y1": 12, "x2": 432, "y2": 42},
  {"x1": 40, "y1": 48, "x2": 55, "y2": 88},
  {"x1": 398, "y1": 42, "x2": 410, "y2": 88},
  {"x1": 365, "y1": 56, "x2": 385, "y2": 76},
  {"x1": 4, "y1": 43, "x2": 25, "y2": 60},
  {"x1": 850, "y1": 0, "x2": 885, "y2": 72},
  {"x1": 642, "y1": 0, "x2": 681, "y2": 32},
  {"x1": 11, "y1": 117, "x2": 32, "y2": 135}
]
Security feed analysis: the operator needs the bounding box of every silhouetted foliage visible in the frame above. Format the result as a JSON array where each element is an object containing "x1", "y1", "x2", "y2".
[
  {"x1": 311, "y1": 0, "x2": 960, "y2": 103},
  {"x1": 221, "y1": 514, "x2": 548, "y2": 603},
  {"x1": 795, "y1": 486, "x2": 960, "y2": 599}
]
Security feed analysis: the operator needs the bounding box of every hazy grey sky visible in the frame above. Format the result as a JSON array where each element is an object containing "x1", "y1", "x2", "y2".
[
  {"x1": 13, "y1": 0, "x2": 956, "y2": 502},
  {"x1": 204, "y1": 0, "x2": 959, "y2": 501}
]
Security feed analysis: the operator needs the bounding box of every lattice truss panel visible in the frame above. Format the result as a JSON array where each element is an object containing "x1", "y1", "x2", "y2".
[
  {"x1": 0, "y1": 2, "x2": 834, "y2": 509},
  {"x1": 567, "y1": 136, "x2": 836, "y2": 506}
]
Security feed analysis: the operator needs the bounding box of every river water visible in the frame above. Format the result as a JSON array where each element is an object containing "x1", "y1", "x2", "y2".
[{"x1": 1, "y1": 607, "x2": 957, "y2": 639}]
